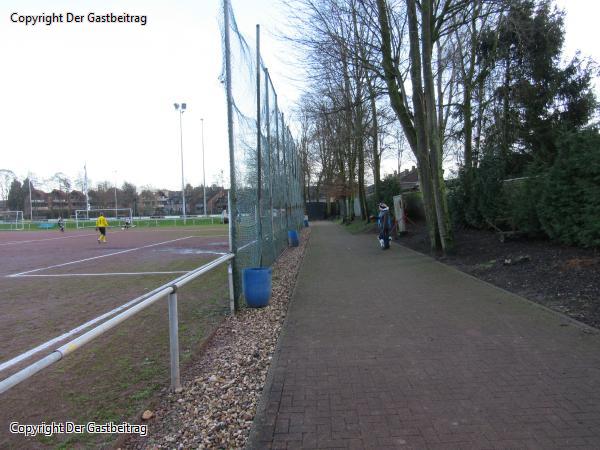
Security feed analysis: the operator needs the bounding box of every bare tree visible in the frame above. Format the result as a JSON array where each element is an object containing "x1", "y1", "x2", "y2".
[
  {"x1": 375, "y1": 0, "x2": 484, "y2": 253},
  {"x1": 0, "y1": 169, "x2": 16, "y2": 204},
  {"x1": 287, "y1": 0, "x2": 397, "y2": 220}
]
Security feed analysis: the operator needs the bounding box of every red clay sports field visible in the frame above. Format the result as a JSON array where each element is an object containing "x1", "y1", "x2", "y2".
[
  {"x1": 0, "y1": 225, "x2": 229, "y2": 367},
  {"x1": 0, "y1": 224, "x2": 233, "y2": 448}
]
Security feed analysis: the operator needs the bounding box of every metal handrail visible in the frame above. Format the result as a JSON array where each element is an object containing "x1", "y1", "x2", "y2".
[
  {"x1": 0, "y1": 253, "x2": 235, "y2": 394},
  {"x1": 1, "y1": 254, "x2": 230, "y2": 373}
]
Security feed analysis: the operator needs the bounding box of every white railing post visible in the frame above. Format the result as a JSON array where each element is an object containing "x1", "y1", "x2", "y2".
[
  {"x1": 168, "y1": 290, "x2": 181, "y2": 391},
  {"x1": 228, "y1": 260, "x2": 235, "y2": 315}
]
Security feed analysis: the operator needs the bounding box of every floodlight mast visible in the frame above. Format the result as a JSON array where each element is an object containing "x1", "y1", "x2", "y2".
[
  {"x1": 28, "y1": 177, "x2": 33, "y2": 221},
  {"x1": 201, "y1": 118, "x2": 207, "y2": 216},
  {"x1": 84, "y1": 163, "x2": 90, "y2": 219},
  {"x1": 174, "y1": 102, "x2": 187, "y2": 223},
  {"x1": 113, "y1": 170, "x2": 118, "y2": 219}
]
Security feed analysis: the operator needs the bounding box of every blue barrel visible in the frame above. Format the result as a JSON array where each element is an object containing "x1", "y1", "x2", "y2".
[
  {"x1": 243, "y1": 267, "x2": 272, "y2": 307},
  {"x1": 288, "y1": 230, "x2": 299, "y2": 247}
]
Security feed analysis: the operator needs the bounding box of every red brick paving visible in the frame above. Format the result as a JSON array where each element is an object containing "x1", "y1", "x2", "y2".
[{"x1": 248, "y1": 222, "x2": 600, "y2": 449}]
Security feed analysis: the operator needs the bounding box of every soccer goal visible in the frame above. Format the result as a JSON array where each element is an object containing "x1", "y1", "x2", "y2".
[
  {"x1": 75, "y1": 208, "x2": 133, "y2": 229},
  {"x1": 0, "y1": 210, "x2": 24, "y2": 231}
]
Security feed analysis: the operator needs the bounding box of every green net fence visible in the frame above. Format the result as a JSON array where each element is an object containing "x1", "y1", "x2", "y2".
[{"x1": 221, "y1": 0, "x2": 304, "y2": 304}]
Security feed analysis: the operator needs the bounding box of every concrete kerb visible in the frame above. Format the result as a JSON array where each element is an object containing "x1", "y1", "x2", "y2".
[
  {"x1": 391, "y1": 239, "x2": 600, "y2": 335},
  {"x1": 246, "y1": 236, "x2": 311, "y2": 450}
]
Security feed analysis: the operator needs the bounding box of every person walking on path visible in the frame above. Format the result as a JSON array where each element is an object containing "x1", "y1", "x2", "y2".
[
  {"x1": 95, "y1": 212, "x2": 109, "y2": 243},
  {"x1": 57, "y1": 216, "x2": 65, "y2": 233},
  {"x1": 377, "y1": 202, "x2": 392, "y2": 249}
]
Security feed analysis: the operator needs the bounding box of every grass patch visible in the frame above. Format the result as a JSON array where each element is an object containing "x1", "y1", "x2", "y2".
[
  {"x1": 343, "y1": 220, "x2": 377, "y2": 234},
  {"x1": 473, "y1": 260, "x2": 497, "y2": 271}
]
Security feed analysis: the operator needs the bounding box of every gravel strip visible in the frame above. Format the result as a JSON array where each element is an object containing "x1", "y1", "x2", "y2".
[{"x1": 124, "y1": 228, "x2": 310, "y2": 449}]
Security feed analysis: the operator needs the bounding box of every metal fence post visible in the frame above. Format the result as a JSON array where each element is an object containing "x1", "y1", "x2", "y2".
[
  {"x1": 265, "y1": 68, "x2": 275, "y2": 263},
  {"x1": 224, "y1": 0, "x2": 239, "y2": 309},
  {"x1": 167, "y1": 290, "x2": 181, "y2": 391},
  {"x1": 228, "y1": 260, "x2": 235, "y2": 315},
  {"x1": 256, "y1": 24, "x2": 263, "y2": 266}
]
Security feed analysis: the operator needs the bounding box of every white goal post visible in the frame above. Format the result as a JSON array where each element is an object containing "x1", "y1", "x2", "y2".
[
  {"x1": 75, "y1": 208, "x2": 133, "y2": 229},
  {"x1": 0, "y1": 210, "x2": 24, "y2": 230}
]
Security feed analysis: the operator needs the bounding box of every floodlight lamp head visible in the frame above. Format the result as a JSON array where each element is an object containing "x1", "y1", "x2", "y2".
[
  {"x1": 181, "y1": 103, "x2": 187, "y2": 110},
  {"x1": 174, "y1": 103, "x2": 180, "y2": 110}
]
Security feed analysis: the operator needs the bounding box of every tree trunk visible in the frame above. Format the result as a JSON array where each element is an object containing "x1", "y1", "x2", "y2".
[
  {"x1": 376, "y1": 0, "x2": 439, "y2": 250},
  {"x1": 366, "y1": 75, "x2": 381, "y2": 204},
  {"x1": 407, "y1": 0, "x2": 444, "y2": 252},
  {"x1": 502, "y1": 58, "x2": 511, "y2": 160},
  {"x1": 463, "y1": 86, "x2": 474, "y2": 170},
  {"x1": 474, "y1": 76, "x2": 485, "y2": 167},
  {"x1": 421, "y1": 0, "x2": 454, "y2": 253}
]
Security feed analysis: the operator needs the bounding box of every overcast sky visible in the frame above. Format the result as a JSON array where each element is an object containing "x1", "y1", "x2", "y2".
[
  {"x1": 1, "y1": 0, "x2": 598, "y2": 191},
  {"x1": 0, "y1": 0, "x2": 299, "y2": 192}
]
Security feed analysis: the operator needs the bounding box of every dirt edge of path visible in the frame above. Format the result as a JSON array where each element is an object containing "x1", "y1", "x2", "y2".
[{"x1": 386, "y1": 220, "x2": 600, "y2": 330}]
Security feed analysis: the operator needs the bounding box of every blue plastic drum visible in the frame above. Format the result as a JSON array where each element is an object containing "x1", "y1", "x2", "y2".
[
  {"x1": 243, "y1": 267, "x2": 272, "y2": 307},
  {"x1": 288, "y1": 230, "x2": 299, "y2": 247}
]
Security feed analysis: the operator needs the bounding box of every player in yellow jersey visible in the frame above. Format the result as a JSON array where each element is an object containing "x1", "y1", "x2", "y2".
[{"x1": 95, "y1": 212, "x2": 109, "y2": 243}]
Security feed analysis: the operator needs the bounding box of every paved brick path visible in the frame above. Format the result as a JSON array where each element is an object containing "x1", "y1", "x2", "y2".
[{"x1": 248, "y1": 222, "x2": 600, "y2": 449}]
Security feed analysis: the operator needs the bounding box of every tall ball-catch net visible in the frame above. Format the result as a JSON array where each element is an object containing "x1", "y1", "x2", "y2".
[
  {"x1": 0, "y1": 211, "x2": 24, "y2": 230},
  {"x1": 75, "y1": 208, "x2": 133, "y2": 229},
  {"x1": 221, "y1": 0, "x2": 304, "y2": 305}
]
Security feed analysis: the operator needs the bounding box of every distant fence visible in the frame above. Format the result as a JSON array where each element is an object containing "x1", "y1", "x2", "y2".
[
  {"x1": 2, "y1": 215, "x2": 227, "y2": 231},
  {"x1": 306, "y1": 202, "x2": 339, "y2": 220},
  {"x1": 222, "y1": 0, "x2": 304, "y2": 306}
]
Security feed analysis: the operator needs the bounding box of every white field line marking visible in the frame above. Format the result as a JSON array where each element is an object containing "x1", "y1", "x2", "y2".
[
  {"x1": 7, "y1": 236, "x2": 196, "y2": 278},
  {"x1": 13, "y1": 271, "x2": 190, "y2": 277},
  {"x1": 0, "y1": 251, "x2": 231, "y2": 373},
  {"x1": 0, "y1": 233, "x2": 98, "y2": 246},
  {"x1": 9, "y1": 251, "x2": 228, "y2": 278}
]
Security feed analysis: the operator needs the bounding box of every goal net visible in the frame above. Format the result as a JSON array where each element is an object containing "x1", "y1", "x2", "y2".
[
  {"x1": 0, "y1": 210, "x2": 24, "y2": 230},
  {"x1": 75, "y1": 208, "x2": 133, "y2": 229}
]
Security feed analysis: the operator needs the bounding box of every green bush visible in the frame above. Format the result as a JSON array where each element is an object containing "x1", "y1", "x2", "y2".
[
  {"x1": 402, "y1": 191, "x2": 425, "y2": 221},
  {"x1": 447, "y1": 151, "x2": 506, "y2": 228},
  {"x1": 449, "y1": 129, "x2": 600, "y2": 247},
  {"x1": 379, "y1": 174, "x2": 401, "y2": 212},
  {"x1": 447, "y1": 168, "x2": 481, "y2": 227},
  {"x1": 536, "y1": 130, "x2": 600, "y2": 247},
  {"x1": 474, "y1": 152, "x2": 507, "y2": 226},
  {"x1": 503, "y1": 176, "x2": 542, "y2": 235},
  {"x1": 368, "y1": 174, "x2": 401, "y2": 217}
]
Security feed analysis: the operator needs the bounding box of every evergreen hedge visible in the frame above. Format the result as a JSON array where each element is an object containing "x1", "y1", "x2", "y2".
[
  {"x1": 535, "y1": 130, "x2": 600, "y2": 247},
  {"x1": 448, "y1": 129, "x2": 600, "y2": 248}
]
